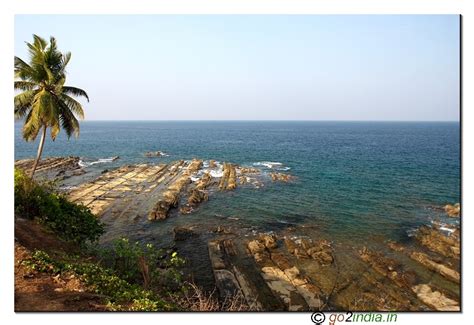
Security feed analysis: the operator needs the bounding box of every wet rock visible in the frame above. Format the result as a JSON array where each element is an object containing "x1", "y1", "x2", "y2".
[
  {"x1": 270, "y1": 172, "x2": 295, "y2": 182},
  {"x1": 238, "y1": 176, "x2": 248, "y2": 185},
  {"x1": 144, "y1": 151, "x2": 166, "y2": 157},
  {"x1": 239, "y1": 167, "x2": 260, "y2": 174},
  {"x1": 187, "y1": 188, "x2": 209, "y2": 206},
  {"x1": 213, "y1": 225, "x2": 232, "y2": 234},
  {"x1": 412, "y1": 284, "x2": 459, "y2": 311},
  {"x1": 195, "y1": 172, "x2": 212, "y2": 190},
  {"x1": 173, "y1": 226, "x2": 198, "y2": 241},
  {"x1": 179, "y1": 206, "x2": 194, "y2": 215},
  {"x1": 444, "y1": 203, "x2": 460, "y2": 217},
  {"x1": 208, "y1": 160, "x2": 217, "y2": 168}
]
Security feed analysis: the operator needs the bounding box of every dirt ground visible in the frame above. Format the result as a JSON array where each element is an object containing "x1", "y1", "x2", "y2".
[{"x1": 14, "y1": 218, "x2": 107, "y2": 312}]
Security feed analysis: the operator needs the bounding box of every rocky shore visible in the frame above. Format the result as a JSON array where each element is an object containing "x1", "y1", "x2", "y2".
[{"x1": 14, "y1": 156, "x2": 461, "y2": 311}]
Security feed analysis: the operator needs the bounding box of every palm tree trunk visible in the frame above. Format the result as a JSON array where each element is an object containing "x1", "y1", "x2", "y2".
[{"x1": 30, "y1": 125, "x2": 47, "y2": 178}]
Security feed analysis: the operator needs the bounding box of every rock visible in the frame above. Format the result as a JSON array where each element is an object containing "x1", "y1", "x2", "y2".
[
  {"x1": 219, "y1": 163, "x2": 237, "y2": 191},
  {"x1": 359, "y1": 247, "x2": 417, "y2": 289},
  {"x1": 239, "y1": 167, "x2": 260, "y2": 174},
  {"x1": 208, "y1": 160, "x2": 217, "y2": 168},
  {"x1": 248, "y1": 240, "x2": 266, "y2": 254},
  {"x1": 195, "y1": 172, "x2": 212, "y2": 190},
  {"x1": 270, "y1": 172, "x2": 295, "y2": 182},
  {"x1": 259, "y1": 234, "x2": 278, "y2": 249},
  {"x1": 387, "y1": 241, "x2": 405, "y2": 252},
  {"x1": 410, "y1": 251, "x2": 460, "y2": 283},
  {"x1": 412, "y1": 284, "x2": 459, "y2": 311},
  {"x1": 444, "y1": 203, "x2": 460, "y2": 217},
  {"x1": 179, "y1": 206, "x2": 194, "y2": 215},
  {"x1": 144, "y1": 151, "x2": 166, "y2": 157},
  {"x1": 415, "y1": 226, "x2": 460, "y2": 259},
  {"x1": 188, "y1": 188, "x2": 208, "y2": 206},
  {"x1": 173, "y1": 226, "x2": 197, "y2": 241},
  {"x1": 213, "y1": 226, "x2": 232, "y2": 234},
  {"x1": 238, "y1": 176, "x2": 248, "y2": 185}
]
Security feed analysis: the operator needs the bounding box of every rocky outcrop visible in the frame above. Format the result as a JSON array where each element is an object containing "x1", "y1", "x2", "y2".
[
  {"x1": 444, "y1": 203, "x2": 460, "y2": 217},
  {"x1": 415, "y1": 226, "x2": 460, "y2": 259},
  {"x1": 246, "y1": 235, "x2": 323, "y2": 311},
  {"x1": 409, "y1": 251, "x2": 460, "y2": 284},
  {"x1": 187, "y1": 189, "x2": 209, "y2": 206},
  {"x1": 387, "y1": 239, "x2": 460, "y2": 284},
  {"x1": 359, "y1": 247, "x2": 417, "y2": 289},
  {"x1": 412, "y1": 284, "x2": 459, "y2": 311},
  {"x1": 219, "y1": 163, "x2": 237, "y2": 191},
  {"x1": 15, "y1": 156, "x2": 83, "y2": 179},
  {"x1": 285, "y1": 237, "x2": 333, "y2": 266}
]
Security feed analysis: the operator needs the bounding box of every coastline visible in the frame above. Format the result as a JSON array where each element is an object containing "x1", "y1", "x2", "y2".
[{"x1": 14, "y1": 156, "x2": 461, "y2": 311}]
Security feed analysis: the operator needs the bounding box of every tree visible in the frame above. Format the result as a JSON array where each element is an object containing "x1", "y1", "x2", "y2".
[{"x1": 14, "y1": 34, "x2": 89, "y2": 177}]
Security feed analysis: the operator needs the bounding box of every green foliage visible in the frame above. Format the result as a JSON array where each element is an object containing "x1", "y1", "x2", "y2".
[
  {"x1": 14, "y1": 168, "x2": 104, "y2": 245},
  {"x1": 15, "y1": 34, "x2": 89, "y2": 141},
  {"x1": 100, "y1": 238, "x2": 185, "y2": 293},
  {"x1": 22, "y1": 249, "x2": 176, "y2": 311}
]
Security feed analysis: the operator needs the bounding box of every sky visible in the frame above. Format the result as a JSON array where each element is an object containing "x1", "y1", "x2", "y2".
[{"x1": 14, "y1": 15, "x2": 460, "y2": 121}]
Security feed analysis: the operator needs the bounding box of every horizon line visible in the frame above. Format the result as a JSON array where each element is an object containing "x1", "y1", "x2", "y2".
[{"x1": 74, "y1": 119, "x2": 460, "y2": 123}]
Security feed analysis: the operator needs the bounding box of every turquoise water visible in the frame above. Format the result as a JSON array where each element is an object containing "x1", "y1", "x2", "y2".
[{"x1": 15, "y1": 121, "x2": 460, "y2": 245}]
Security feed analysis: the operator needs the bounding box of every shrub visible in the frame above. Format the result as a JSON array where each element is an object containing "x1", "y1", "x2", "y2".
[
  {"x1": 100, "y1": 238, "x2": 185, "y2": 292},
  {"x1": 14, "y1": 168, "x2": 104, "y2": 245}
]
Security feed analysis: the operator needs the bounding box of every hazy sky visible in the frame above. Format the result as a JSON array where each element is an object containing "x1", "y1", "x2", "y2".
[{"x1": 15, "y1": 15, "x2": 460, "y2": 121}]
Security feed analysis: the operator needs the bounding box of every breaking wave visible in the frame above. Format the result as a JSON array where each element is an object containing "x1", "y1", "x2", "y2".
[{"x1": 78, "y1": 156, "x2": 119, "y2": 167}]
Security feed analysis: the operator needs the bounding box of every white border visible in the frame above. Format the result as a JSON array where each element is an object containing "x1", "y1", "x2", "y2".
[{"x1": 1, "y1": 1, "x2": 472, "y2": 325}]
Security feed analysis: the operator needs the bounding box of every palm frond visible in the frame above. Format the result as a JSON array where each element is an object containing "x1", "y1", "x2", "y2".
[
  {"x1": 14, "y1": 90, "x2": 37, "y2": 119},
  {"x1": 14, "y1": 81, "x2": 37, "y2": 91},
  {"x1": 62, "y1": 86, "x2": 89, "y2": 102},
  {"x1": 14, "y1": 57, "x2": 35, "y2": 81},
  {"x1": 56, "y1": 97, "x2": 80, "y2": 138},
  {"x1": 59, "y1": 94, "x2": 85, "y2": 119}
]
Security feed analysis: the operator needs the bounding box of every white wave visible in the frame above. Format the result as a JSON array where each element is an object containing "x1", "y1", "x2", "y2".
[
  {"x1": 253, "y1": 161, "x2": 283, "y2": 169},
  {"x1": 79, "y1": 157, "x2": 119, "y2": 167},
  {"x1": 210, "y1": 170, "x2": 224, "y2": 178}
]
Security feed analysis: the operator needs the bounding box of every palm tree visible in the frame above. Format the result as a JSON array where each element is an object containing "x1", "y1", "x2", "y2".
[{"x1": 14, "y1": 35, "x2": 89, "y2": 177}]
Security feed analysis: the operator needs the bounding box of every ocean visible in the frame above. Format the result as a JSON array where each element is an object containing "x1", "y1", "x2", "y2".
[{"x1": 15, "y1": 121, "x2": 460, "y2": 246}]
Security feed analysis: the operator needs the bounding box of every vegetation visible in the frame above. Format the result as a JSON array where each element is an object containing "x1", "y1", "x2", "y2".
[
  {"x1": 14, "y1": 168, "x2": 104, "y2": 245},
  {"x1": 14, "y1": 34, "x2": 89, "y2": 177},
  {"x1": 98, "y1": 238, "x2": 185, "y2": 293},
  {"x1": 22, "y1": 249, "x2": 176, "y2": 311}
]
